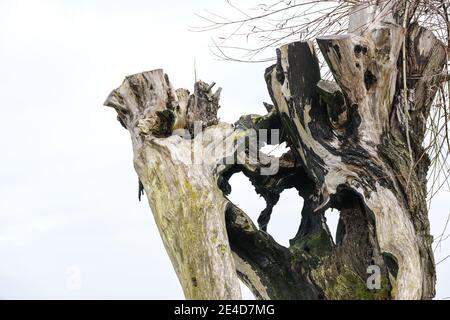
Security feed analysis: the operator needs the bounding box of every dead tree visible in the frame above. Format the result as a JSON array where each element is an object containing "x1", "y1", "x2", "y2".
[{"x1": 104, "y1": 4, "x2": 447, "y2": 299}]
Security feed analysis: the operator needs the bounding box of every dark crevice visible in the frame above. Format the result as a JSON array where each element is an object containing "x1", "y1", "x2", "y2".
[
  {"x1": 364, "y1": 70, "x2": 377, "y2": 90},
  {"x1": 329, "y1": 187, "x2": 390, "y2": 282},
  {"x1": 382, "y1": 252, "x2": 399, "y2": 279},
  {"x1": 354, "y1": 44, "x2": 368, "y2": 57}
]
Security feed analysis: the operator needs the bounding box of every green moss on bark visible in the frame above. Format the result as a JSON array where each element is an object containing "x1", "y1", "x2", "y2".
[{"x1": 312, "y1": 264, "x2": 391, "y2": 300}]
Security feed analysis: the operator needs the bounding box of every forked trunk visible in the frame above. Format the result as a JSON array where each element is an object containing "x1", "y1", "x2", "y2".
[{"x1": 104, "y1": 4, "x2": 447, "y2": 299}]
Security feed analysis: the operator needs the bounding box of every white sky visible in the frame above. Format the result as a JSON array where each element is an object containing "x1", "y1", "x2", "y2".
[{"x1": 0, "y1": 0, "x2": 448, "y2": 300}]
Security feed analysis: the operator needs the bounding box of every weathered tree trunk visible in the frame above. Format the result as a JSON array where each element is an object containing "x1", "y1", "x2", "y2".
[{"x1": 104, "y1": 4, "x2": 446, "y2": 299}]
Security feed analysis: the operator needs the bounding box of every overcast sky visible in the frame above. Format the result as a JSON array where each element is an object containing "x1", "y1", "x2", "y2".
[{"x1": 0, "y1": 0, "x2": 448, "y2": 300}]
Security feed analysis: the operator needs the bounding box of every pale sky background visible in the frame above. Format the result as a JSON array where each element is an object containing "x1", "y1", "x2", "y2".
[{"x1": 0, "y1": 0, "x2": 448, "y2": 300}]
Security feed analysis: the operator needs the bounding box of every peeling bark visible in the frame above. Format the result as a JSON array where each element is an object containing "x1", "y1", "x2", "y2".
[{"x1": 104, "y1": 3, "x2": 446, "y2": 300}]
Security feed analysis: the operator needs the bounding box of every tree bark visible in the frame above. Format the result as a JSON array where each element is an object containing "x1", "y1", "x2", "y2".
[{"x1": 104, "y1": 4, "x2": 447, "y2": 299}]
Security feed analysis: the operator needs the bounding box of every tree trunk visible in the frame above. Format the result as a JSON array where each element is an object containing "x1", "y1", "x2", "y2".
[{"x1": 104, "y1": 4, "x2": 446, "y2": 299}]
